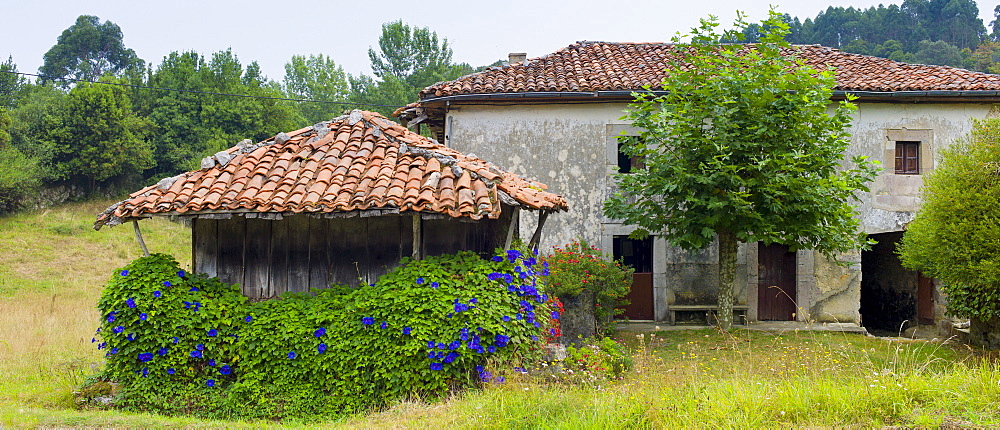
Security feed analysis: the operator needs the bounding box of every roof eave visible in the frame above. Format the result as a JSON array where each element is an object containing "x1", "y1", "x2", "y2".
[{"x1": 418, "y1": 90, "x2": 1000, "y2": 106}]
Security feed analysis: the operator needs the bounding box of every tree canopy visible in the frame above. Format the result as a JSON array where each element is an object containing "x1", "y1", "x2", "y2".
[
  {"x1": 282, "y1": 54, "x2": 350, "y2": 123},
  {"x1": 603, "y1": 11, "x2": 879, "y2": 330},
  {"x1": 899, "y1": 118, "x2": 1000, "y2": 323},
  {"x1": 39, "y1": 15, "x2": 141, "y2": 86}
]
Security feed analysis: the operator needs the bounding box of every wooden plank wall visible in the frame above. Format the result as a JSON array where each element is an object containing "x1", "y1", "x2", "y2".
[{"x1": 194, "y1": 214, "x2": 506, "y2": 299}]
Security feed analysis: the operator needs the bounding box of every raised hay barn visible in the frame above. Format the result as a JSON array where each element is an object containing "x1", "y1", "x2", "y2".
[{"x1": 95, "y1": 110, "x2": 567, "y2": 299}]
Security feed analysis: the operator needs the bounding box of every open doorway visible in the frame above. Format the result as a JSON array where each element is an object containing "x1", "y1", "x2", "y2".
[
  {"x1": 614, "y1": 235, "x2": 654, "y2": 320},
  {"x1": 860, "y1": 231, "x2": 931, "y2": 334}
]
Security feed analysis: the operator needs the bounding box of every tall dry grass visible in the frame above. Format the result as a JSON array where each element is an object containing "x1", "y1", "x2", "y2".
[{"x1": 0, "y1": 201, "x2": 190, "y2": 407}]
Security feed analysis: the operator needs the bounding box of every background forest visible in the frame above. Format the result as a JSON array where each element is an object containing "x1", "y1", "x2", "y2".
[{"x1": 1, "y1": 0, "x2": 999, "y2": 214}]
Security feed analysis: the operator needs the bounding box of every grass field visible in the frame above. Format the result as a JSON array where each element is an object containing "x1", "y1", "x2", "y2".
[{"x1": 1, "y1": 202, "x2": 999, "y2": 428}]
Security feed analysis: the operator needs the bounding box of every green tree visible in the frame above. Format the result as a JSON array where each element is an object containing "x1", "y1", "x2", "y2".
[
  {"x1": 39, "y1": 15, "x2": 142, "y2": 86},
  {"x1": 0, "y1": 56, "x2": 28, "y2": 109},
  {"x1": 283, "y1": 54, "x2": 350, "y2": 123},
  {"x1": 899, "y1": 118, "x2": 1000, "y2": 345},
  {"x1": 603, "y1": 11, "x2": 879, "y2": 330},
  {"x1": 355, "y1": 21, "x2": 473, "y2": 116},
  {"x1": 39, "y1": 78, "x2": 153, "y2": 191},
  {"x1": 912, "y1": 39, "x2": 966, "y2": 67},
  {"x1": 141, "y1": 50, "x2": 301, "y2": 177}
]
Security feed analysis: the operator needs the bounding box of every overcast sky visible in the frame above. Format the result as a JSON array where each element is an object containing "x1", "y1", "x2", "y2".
[{"x1": 3, "y1": 1, "x2": 996, "y2": 82}]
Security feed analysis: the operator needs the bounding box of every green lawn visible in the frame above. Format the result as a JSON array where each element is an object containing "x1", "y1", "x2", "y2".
[{"x1": 2, "y1": 201, "x2": 998, "y2": 428}]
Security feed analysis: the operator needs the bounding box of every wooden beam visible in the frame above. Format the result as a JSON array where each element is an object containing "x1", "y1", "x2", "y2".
[
  {"x1": 412, "y1": 214, "x2": 423, "y2": 260},
  {"x1": 527, "y1": 210, "x2": 549, "y2": 250},
  {"x1": 132, "y1": 220, "x2": 150, "y2": 257},
  {"x1": 503, "y1": 207, "x2": 520, "y2": 250}
]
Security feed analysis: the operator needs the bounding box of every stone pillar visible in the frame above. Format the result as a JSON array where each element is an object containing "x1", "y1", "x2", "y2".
[{"x1": 557, "y1": 290, "x2": 596, "y2": 346}]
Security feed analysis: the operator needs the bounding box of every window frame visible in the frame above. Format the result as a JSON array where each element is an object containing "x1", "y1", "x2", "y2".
[{"x1": 894, "y1": 141, "x2": 920, "y2": 175}]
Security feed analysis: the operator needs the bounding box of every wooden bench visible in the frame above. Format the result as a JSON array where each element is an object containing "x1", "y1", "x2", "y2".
[{"x1": 669, "y1": 304, "x2": 749, "y2": 325}]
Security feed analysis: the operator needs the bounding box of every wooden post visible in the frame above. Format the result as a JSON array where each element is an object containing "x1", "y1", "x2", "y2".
[
  {"x1": 504, "y1": 207, "x2": 520, "y2": 250},
  {"x1": 527, "y1": 210, "x2": 549, "y2": 251},
  {"x1": 132, "y1": 220, "x2": 150, "y2": 257},
  {"x1": 412, "y1": 214, "x2": 422, "y2": 260}
]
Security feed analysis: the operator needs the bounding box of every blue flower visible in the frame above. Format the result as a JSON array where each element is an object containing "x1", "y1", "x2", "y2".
[
  {"x1": 495, "y1": 376, "x2": 506, "y2": 383},
  {"x1": 206, "y1": 379, "x2": 215, "y2": 387},
  {"x1": 208, "y1": 359, "x2": 217, "y2": 366},
  {"x1": 163, "y1": 281, "x2": 171, "y2": 287},
  {"x1": 524, "y1": 257, "x2": 537, "y2": 266},
  {"x1": 362, "y1": 317, "x2": 374, "y2": 325},
  {"x1": 157, "y1": 347, "x2": 168, "y2": 356},
  {"x1": 106, "y1": 312, "x2": 116, "y2": 323},
  {"x1": 189, "y1": 287, "x2": 199, "y2": 292},
  {"x1": 126, "y1": 298, "x2": 136, "y2": 308},
  {"x1": 126, "y1": 333, "x2": 136, "y2": 341},
  {"x1": 416, "y1": 277, "x2": 425, "y2": 285},
  {"x1": 487, "y1": 272, "x2": 503, "y2": 281},
  {"x1": 219, "y1": 365, "x2": 232, "y2": 375},
  {"x1": 120, "y1": 270, "x2": 129, "y2": 276},
  {"x1": 287, "y1": 351, "x2": 297, "y2": 359},
  {"x1": 190, "y1": 350, "x2": 202, "y2": 358},
  {"x1": 141, "y1": 367, "x2": 149, "y2": 377},
  {"x1": 480, "y1": 371, "x2": 493, "y2": 382},
  {"x1": 506, "y1": 249, "x2": 522, "y2": 262},
  {"x1": 314, "y1": 327, "x2": 326, "y2": 337},
  {"x1": 495, "y1": 334, "x2": 510, "y2": 346},
  {"x1": 534, "y1": 321, "x2": 541, "y2": 328},
  {"x1": 427, "y1": 341, "x2": 436, "y2": 349},
  {"x1": 516, "y1": 313, "x2": 523, "y2": 320},
  {"x1": 110, "y1": 347, "x2": 119, "y2": 355},
  {"x1": 429, "y1": 362, "x2": 443, "y2": 371},
  {"x1": 318, "y1": 343, "x2": 327, "y2": 354},
  {"x1": 207, "y1": 329, "x2": 218, "y2": 337},
  {"x1": 443, "y1": 351, "x2": 459, "y2": 364},
  {"x1": 196, "y1": 343, "x2": 204, "y2": 351},
  {"x1": 531, "y1": 335, "x2": 538, "y2": 341},
  {"x1": 138, "y1": 352, "x2": 153, "y2": 362},
  {"x1": 183, "y1": 301, "x2": 191, "y2": 308},
  {"x1": 91, "y1": 337, "x2": 96, "y2": 343},
  {"x1": 513, "y1": 366, "x2": 527, "y2": 374},
  {"x1": 380, "y1": 321, "x2": 388, "y2": 329},
  {"x1": 431, "y1": 282, "x2": 440, "y2": 288},
  {"x1": 449, "y1": 341, "x2": 461, "y2": 350},
  {"x1": 139, "y1": 313, "x2": 148, "y2": 321},
  {"x1": 550, "y1": 328, "x2": 557, "y2": 336},
  {"x1": 551, "y1": 311, "x2": 560, "y2": 320},
  {"x1": 172, "y1": 336, "x2": 179, "y2": 343},
  {"x1": 491, "y1": 256, "x2": 503, "y2": 262},
  {"x1": 502, "y1": 315, "x2": 511, "y2": 322},
  {"x1": 177, "y1": 270, "x2": 186, "y2": 278},
  {"x1": 469, "y1": 298, "x2": 478, "y2": 304},
  {"x1": 244, "y1": 315, "x2": 252, "y2": 322},
  {"x1": 402, "y1": 327, "x2": 412, "y2": 335},
  {"x1": 437, "y1": 342, "x2": 447, "y2": 349},
  {"x1": 153, "y1": 290, "x2": 162, "y2": 298},
  {"x1": 475, "y1": 365, "x2": 484, "y2": 373},
  {"x1": 427, "y1": 351, "x2": 436, "y2": 358},
  {"x1": 487, "y1": 345, "x2": 497, "y2": 353},
  {"x1": 167, "y1": 368, "x2": 176, "y2": 375}
]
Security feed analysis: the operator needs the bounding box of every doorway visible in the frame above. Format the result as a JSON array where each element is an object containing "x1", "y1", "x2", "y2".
[
  {"x1": 757, "y1": 243, "x2": 797, "y2": 321},
  {"x1": 861, "y1": 232, "x2": 928, "y2": 333},
  {"x1": 614, "y1": 235, "x2": 654, "y2": 320}
]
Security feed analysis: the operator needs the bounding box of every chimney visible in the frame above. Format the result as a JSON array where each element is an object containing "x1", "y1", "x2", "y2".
[{"x1": 508, "y1": 52, "x2": 527, "y2": 64}]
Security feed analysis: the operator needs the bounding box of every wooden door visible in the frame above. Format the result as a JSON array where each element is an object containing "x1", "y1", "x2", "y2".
[
  {"x1": 757, "y1": 243, "x2": 796, "y2": 321},
  {"x1": 614, "y1": 236, "x2": 655, "y2": 320},
  {"x1": 917, "y1": 273, "x2": 934, "y2": 325}
]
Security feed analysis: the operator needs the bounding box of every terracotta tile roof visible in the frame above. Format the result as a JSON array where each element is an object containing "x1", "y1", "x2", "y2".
[
  {"x1": 420, "y1": 42, "x2": 1000, "y2": 99},
  {"x1": 95, "y1": 110, "x2": 567, "y2": 229}
]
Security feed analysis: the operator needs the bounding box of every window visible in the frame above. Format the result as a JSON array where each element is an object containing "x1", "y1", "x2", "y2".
[
  {"x1": 895, "y1": 141, "x2": 920, "y2": 175},
  {"x1": 617, "y1": 139, "x2": 646, "y2": 174}
]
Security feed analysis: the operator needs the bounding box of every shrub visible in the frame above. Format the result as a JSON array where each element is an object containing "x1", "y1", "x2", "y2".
[
  {"x1": 0, "y1": 145, "x2": 40, "y2": 214},
  {"x1": 91, "y1": 250, "x2": 558, "y2": 420},
  {"x1": 544, "y1": 240, "x2": 633, "y2": 331}
]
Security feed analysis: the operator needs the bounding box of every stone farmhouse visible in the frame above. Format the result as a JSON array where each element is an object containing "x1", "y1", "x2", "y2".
[{"x1": 397, "y1": 42, "x2": 1000, "y2": 331}]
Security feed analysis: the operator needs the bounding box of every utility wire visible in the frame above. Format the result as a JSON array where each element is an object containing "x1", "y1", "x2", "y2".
[{"x1": 0, "y1": 70, "x2": 408, "y2": 109}]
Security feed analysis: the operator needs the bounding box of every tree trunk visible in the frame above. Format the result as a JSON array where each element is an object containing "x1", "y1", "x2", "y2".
[{"x1": 717, "y1": 230, "x2": 738, "y2": 330}]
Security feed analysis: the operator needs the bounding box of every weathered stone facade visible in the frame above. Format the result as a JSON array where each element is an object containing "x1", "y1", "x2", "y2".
[{"x1": 438, "y1": 101, "x2": 994, "y2": 325}]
